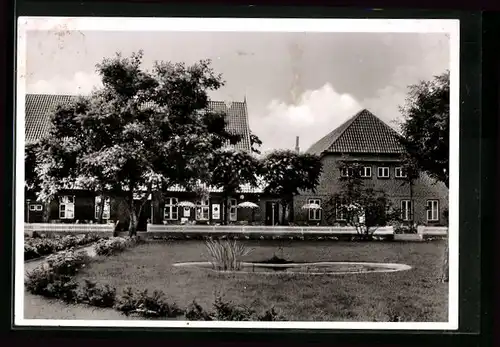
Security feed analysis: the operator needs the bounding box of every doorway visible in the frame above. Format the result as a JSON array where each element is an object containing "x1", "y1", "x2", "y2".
[{"x1": 265, "y1": 201, "x2": 280, "y2": 226}]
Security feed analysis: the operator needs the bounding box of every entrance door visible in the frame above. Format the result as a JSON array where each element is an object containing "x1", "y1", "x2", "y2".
[{"x1": 265, "y1": 201, "x2": 280, "y2": 226}]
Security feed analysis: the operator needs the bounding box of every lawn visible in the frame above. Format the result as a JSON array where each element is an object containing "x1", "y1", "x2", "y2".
[{"x1": 58, "y1": 240, "x2": 449, "y2": 322}]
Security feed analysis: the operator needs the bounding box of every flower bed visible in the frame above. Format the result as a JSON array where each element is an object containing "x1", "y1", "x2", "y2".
[
  {"x1": 24, "y1": 233, "x2": 103, "y2": 261},
  {"x1": 94, "y1": 236, "x2": 142, "y2": 256},
  {"x1": 25, "y1": 237, "x2": 285, "y2": 321}
]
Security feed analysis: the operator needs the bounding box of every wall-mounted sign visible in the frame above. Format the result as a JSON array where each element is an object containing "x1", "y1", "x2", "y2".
[
  {"x1": 183, "y1": 207, "x2": 191, "y2": 217},
  {"x1": 212, "y1": 204, "x2": 220, "y2": 220}
]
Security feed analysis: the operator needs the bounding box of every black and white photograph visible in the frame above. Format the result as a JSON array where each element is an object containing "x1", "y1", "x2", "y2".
[{"x1": 15, "y1": 17, "x2": 459, "y2": 329}]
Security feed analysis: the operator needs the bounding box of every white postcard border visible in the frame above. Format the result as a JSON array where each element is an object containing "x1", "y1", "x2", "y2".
[{"x1": 14, "y1": 16, "x2": 460, "y2": 330}]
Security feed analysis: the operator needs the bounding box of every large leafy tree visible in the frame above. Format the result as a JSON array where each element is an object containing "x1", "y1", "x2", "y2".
[
  {"x1": 323, "y1": 160, "x2": 399, "y2": 239},
  {"x1": 398, "y1": 70, "x2": 450, "y2": 282},
  {"x1": 34, "y1": 51, "x2": 239, "y2": 235},
  {"x1": 209, "y1": 149, "x2": 261, "y2": 225},
  {"x1": 398, "y1": 70, "x2": 449, "y2": 188},
  {"x1": 261, "y1": 150, "x2": 323, "y2": 225}
]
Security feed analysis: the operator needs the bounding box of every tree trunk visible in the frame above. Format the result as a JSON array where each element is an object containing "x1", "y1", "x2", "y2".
[
  {"x1": 43, "y1": 201, "x2": 50, "y2": 223},
  {"x1": 223, "y1": 194, "x2": 229, "y2": 225},
  {"x1": 127, "y1": 184, "x2": 138, "y2": 237},
  {"x1": 98, "y1": 194, "x2": 105, "y2": 224},
  {"x1": 128, "y1": 207, "x2": 138, "y2": 237},
  {"x1": 281, "y1": 201, "x2": 287, "y2": 225}
]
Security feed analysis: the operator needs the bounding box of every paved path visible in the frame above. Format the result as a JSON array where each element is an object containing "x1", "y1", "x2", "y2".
[{"x1": 23, "y1": 244, "x2": 133, "y2": 321}]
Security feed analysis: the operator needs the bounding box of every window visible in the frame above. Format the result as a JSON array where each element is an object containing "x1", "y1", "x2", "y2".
[
  {"x1": 395, "y1": 167, "x2": 407, "y2": 178},
  {"x1": 335, "y1": 197, "x2": 346, "y2": 221},
  {"x1": 426, "y1": 200, "x2": 439, "y2": 221},
  {"x1": 360, "y1": 166, "x2": 372, "y2": 178},
  {"x1": 29, "y1": 204, "x2": 43, "y2": 211},
  {"x1": 163, "y1": 197, "x2": 179, "y2": 220},
  {"x1": 95, "y1": 196, "x2": 111, "y2": 219},
  {"x1": 196, "y1": 198, "x2": 210, "y2": 220},
  {"x1": 59, "y1": 195, "x2": 75, "y2": 219},
  {"x1": 308, "y1": 198, "x2": 321, "y2": 221},
  {"x1": 377, "y1": 167, "x2": 390, "y2": 178},
  {"x1": 340, "y1": 167, "x2": 354, "y2": 177},
  {"x1": 229, "y1": 198, "x2": 238, "y2": 221},
  {"x1": 401, "y1": 200, "x2": 413, "y2": 221}
]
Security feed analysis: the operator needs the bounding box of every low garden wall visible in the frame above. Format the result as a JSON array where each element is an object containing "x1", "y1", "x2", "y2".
[
  {"x1": 146, "y1": 224, "x2": 395, "y2": 235},
  {"x1": 25, "y1": 223, "x2": 115, "y2": 236},
  {"x1": 24, "y1": 223, "x2": 447, "y2": 241},
  {"x1": 417, "y1": 226, "x2": 448, "y2": 236}
]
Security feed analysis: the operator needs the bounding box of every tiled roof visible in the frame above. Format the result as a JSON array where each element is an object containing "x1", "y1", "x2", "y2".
[
  {"x1": 166, "y1": 182, "x2": 264, "y2": 194},
  {"x1": 24, "y1": 94, "x2": 251, "y2": 152},
  {"x1": 306, "y1": 109, "x2": 405, "y2": 156},
  {"x1": 25, "y1": 94, "x2": 76, "y2": 144}
]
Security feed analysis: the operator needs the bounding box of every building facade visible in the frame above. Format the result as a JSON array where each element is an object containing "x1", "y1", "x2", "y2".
[
  {"x1": 293, "y1": 109, "x2": 449, "y2": 227},
  {"x1": 24, "y1": 93, "x2": 282, "y2": 229}
]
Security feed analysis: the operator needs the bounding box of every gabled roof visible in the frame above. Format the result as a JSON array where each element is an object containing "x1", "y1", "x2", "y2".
[
  {"x1": 24, "y1": 94, "x2": 252, "y2": 152},
  {"x1": 306, "y1": 108, "x2": 405, "y2": 156}
]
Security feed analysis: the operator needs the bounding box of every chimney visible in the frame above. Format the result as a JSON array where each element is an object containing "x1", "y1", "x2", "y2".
[{"x1": 295, "y1": 136, "x2": 300, "y2": 153}]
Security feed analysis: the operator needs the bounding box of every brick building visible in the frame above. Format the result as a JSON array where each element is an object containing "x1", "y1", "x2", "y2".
[
  {"x1": 24, "y1": 94, "x2": 282, "y2": 230},
  {"x1": 293, "y1": 109, "x2": 449, "y2": 226}
]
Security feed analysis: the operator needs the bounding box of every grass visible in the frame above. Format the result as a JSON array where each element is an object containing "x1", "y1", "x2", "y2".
[{"x1": 58, "y1": 240, "x2": 449, "y2": 322}]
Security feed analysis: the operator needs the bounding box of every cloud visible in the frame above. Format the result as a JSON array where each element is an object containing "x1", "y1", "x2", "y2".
[
  {"x1": 251, "y1": 83, "x2": 362, "y2": 154},
  {"x1": 27, "y1": 71, "x2": 102, "y2": 95},
  {"x1": 361, "y1": 56, "x2": 450, "y2": 131}
]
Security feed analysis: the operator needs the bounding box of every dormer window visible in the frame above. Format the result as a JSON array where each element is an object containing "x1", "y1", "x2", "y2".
[
  {"x1": 377, "y1": 167, "x2": 390, "y2": 178},
  {"x1": 340, "y1": 167, "x2": 354, "y2": 177},
  {"x1": 395, "y1": 167, "x2": 408, "y2": 178},
  {"x1": 360, "y1": 166, "x2": 372, "y2": 178}
]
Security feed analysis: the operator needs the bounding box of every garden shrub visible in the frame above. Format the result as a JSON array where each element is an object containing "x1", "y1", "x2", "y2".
[
  {"x1": 114, "y1": 287, "x2": 183, "y2": 318},
  {"x1": 75, "y1": 279, "x2": 116, "y2": 308},
  {"x1": 24, "y1": 233, "x2": 102, "y2": 260},
  {"x1": 25, "y1": 250, "x2": 90, "y2": 299},
  {"x1": 25, "y1": 267, "x2": 79, "y2": 302},
  {"x1": 94, "y1": 236, "x2": 139, "y2": 256},
  {"x1": 186, "y1": 296, "x2": 286, "y2": 321},
  {"x1": 211, "y1": 295, "x2": 256, "y2": 321},
  {"x1": 185, "y1": 300, "x2": 213, "y2": 321},
  {"x1": 45, "y1": 250, "x2": 91, "y2": 276}
]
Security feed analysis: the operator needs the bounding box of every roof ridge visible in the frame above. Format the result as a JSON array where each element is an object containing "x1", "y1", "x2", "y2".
[
  {"x1": 242, "y1": 96, "x2": 251, "y2": 153},
  {"x1": 305, "y1": 107, "x2": 364, "y2": 155},
  {"x1": 327, "y1": 108, "x2": 367, "y2": 149}
]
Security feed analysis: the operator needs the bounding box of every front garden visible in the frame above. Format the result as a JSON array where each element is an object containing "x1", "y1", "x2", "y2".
[{"x1": 24, "y1": 235, "x2": 448, "y2": 322}]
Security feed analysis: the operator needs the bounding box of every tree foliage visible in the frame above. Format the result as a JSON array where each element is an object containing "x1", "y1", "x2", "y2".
[
  {"x1": 33, "y1": 51, "x2": 239, "y2": 235},
  {"x1": 323, "y1": 160, "x2": 399, "y2": 237},
  {"x1": 261, "y1": 150, "x2": 323, "y2": 225},
  {"x1": 209, "y1": 149, "x2": 262, "y2": 224},
  {"x1": 398, "y1": 70, "x2": 449, "y2": 188}
]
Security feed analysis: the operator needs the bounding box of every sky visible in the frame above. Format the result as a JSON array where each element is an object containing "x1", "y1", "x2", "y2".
[{"x1": 25, "y1": 30, "x2": 450, "y2": 154}]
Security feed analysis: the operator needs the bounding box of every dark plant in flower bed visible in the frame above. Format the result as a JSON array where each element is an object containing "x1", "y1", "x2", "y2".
[
  {"x1": 94, "y1": 236, "x2": 142, "y2": 256},
  {"x1": 25, "y1": 250, "x2": 90, "y2": 300},
  {"x1": 114, "y1": 287, "x2": 183, "y2": 318},
  {"x1": 45, "y1": 250, "x2": 92, "y2": 276},
  {"x1": 258, "y1": 255, "x2": 293, "y2": 264},
  {"x1": 75, "y1": 279, "x2": 117, "y2": 308},
  {"x1": 184, "y1": 300, "x2": 213, "y2": 321},
  {"x1": 185, "y1": 295, "x2": 286, "y2": 321}
]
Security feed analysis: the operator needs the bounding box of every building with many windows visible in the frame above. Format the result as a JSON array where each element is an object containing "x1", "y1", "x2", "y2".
[
  {"x1": 293, "y1": 109, "x2": 449, "y2": 226},
  {"x1": 24, "y1": 95, "x2": 448, "y2": 229},
  {"x1": 24, "y1": 93, "x2": 281, "y2": 230}
]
